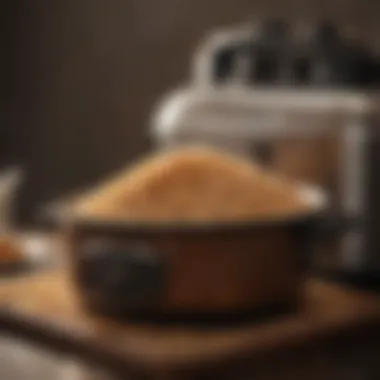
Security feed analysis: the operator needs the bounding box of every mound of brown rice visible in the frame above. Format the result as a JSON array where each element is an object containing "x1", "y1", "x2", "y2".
[{"x1": 74, "y1": 147, "x2": 310, "y2": 222}]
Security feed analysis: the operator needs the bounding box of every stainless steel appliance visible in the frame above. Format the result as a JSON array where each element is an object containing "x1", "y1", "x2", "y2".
[{"x1": 151, "y1": 21, "x2": 380, "y2": 281}]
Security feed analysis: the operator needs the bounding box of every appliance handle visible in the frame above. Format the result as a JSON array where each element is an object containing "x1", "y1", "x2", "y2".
[{"x1": 192, "y1": 26, "x2": 255, "y2": 86}]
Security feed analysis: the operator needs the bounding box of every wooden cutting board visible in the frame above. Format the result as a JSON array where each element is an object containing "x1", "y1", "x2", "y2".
[{"x1": 1, "y1": 271, "x2": 380, "y2": 379}]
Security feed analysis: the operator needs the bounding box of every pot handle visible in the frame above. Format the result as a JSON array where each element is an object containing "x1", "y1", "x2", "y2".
[{"x1": 77, "y1": 240, "x2": 166, "y2": 313}]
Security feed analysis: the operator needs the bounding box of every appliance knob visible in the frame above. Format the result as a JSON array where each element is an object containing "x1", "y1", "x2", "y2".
[
  {"x1": 248, "y1": 19, "x2": 290, "y2": 84},
  {"x1": 344, "y1": 46, "x2": 380, "y2": 88},
  {"x1": 317, "y1": 44, "x2": 377, "y2": 88},
  {"x1": 213, "y1": 45, "x2": 238, "y2": 84},
  {"x1": 310, "y1": 49, "x2": 347, "y2": 86},
  {"x1": 77, "y1": 239, "x2": 166, "y2": 312},
  {"x1": 292, "y1": 54, "x2": 312, "y2": 85},
  {"x1": 306, "y1": 22, "x2": 378, "y2": 88},
  {"x1": 309, "y1": 21, "x2": 340, "y2": 49}
]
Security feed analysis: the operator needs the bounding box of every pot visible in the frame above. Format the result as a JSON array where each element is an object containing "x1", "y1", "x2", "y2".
[{"x1": 50, "y1": 185, "x2": 326, "y2": 319}]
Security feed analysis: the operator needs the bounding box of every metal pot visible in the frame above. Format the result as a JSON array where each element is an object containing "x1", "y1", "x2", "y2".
[{"x1": 51, "y1": 185, "x2": 326, "y2": 319}]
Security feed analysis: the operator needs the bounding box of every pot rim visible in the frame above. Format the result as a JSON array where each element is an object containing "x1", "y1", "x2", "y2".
[{"x1": 56, "y1": 183, "x2": 328, "y2": 233}]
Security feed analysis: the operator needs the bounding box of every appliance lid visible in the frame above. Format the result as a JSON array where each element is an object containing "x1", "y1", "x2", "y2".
[{"x1": 152, "y1": 86, "x2": 374, "y2": 141}]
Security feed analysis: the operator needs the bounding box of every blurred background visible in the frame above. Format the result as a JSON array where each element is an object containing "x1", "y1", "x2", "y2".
[
  {"x1": 4, "y1": 3, "x2": 380, "y2": 379},
  {"x1": 3, "y1": 0, "x2": 380, "y2": 226}
]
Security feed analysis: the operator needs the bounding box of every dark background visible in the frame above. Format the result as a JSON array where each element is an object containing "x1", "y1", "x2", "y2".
[{"x1": 3, "y1": 0, "x2": 380, "y2": 225}]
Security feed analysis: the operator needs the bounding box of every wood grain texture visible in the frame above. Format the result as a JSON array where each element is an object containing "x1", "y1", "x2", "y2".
[{"x1": 2, "y1": 271, "x2": 380, "y2": 379}]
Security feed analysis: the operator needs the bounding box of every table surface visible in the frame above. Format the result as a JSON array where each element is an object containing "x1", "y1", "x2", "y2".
[
  {"x1": 0, "y1": 234, "x2": 120, "y2": 380},
  {"x1": 0, "y1": 334, "x2": 120, "y2": 380},
  {"x1": 2, "y1": 269, "x2": 380, "y2": 378}
]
